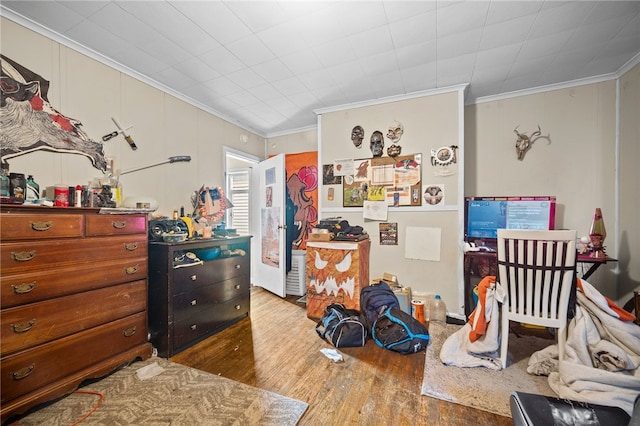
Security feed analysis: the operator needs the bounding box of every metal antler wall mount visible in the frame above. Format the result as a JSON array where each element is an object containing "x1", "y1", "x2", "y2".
[{"x1": 513, "y1": 125, "x2": 549, "y2": 160}]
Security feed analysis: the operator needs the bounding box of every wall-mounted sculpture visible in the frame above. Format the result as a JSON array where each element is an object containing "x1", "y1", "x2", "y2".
[{"x1": 513, "y1": 125, "x2": 546, "y2": 161}]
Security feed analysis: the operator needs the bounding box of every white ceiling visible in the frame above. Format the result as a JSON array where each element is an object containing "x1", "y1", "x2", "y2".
[{"x1": 2, "y1": 1, "x2": 639, "y2": 137}]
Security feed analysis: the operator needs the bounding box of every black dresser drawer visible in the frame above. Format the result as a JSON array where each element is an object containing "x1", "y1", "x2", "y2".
[
  {"x1": 171, "y1": 256, "x2": 250, "y2": 295},
  {"x1": 172, "y1": 294, "x2": 249, "y2": 350}
]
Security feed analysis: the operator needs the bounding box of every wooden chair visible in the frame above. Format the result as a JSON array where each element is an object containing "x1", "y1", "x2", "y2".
[{"x1": 497, "y1": 229, "x2": 577, "y2": 369}]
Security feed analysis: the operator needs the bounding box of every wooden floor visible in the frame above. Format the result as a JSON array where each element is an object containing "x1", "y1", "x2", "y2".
[{"x1": 171, "y1": 286, "x2": 514, "y2": 426}]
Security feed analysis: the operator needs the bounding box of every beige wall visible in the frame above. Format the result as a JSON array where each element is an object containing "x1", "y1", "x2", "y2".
[
  {"x1": 315, "y1": 90, "x2": 465, "y2": 313},
  {"x1": 618, "y1": 64, "x2": 640, "y2": 306},
  {"x1": 465, "y1": 71, "x2": 639, "y2": 305},
  {"x1": 1, "y1": 18, "x2": 264, "y2": 217}
]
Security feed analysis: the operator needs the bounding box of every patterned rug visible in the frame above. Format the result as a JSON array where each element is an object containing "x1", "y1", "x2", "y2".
[
  {"x1": 422, "y1": 322, "x2": 557, "y2": 417},
  {"x1": 14, "y1": 357, "x2": 308, "y2": 425}
]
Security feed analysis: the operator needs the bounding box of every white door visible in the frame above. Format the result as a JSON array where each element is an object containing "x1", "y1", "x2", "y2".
[{"x1": 252, "y1": 154, "x2": 286, "y2": 297}]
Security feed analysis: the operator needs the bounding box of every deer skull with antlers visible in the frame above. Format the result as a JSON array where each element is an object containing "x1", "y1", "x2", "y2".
[{"x1": 514, "y1": 125, "x2": 542, "y2": 160}]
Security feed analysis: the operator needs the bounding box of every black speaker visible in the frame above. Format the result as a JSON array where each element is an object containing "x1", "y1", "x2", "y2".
[{"x1": 148, "y1": 219, "x2": 188, "y2": 241}]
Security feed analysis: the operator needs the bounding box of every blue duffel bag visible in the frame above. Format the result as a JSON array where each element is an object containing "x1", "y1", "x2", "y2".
[{"x1": 372, "y1": 307, "x2": 429, "y2": 354}]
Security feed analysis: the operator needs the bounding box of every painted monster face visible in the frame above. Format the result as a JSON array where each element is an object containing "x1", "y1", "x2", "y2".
[{"x1": 309, "y1": 248, "x2": 356, "y2": 298}]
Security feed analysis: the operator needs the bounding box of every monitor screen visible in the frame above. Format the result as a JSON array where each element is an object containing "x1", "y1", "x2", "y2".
[{"x1": 464, "y1": 196, "x2": 556, "y2": 242}]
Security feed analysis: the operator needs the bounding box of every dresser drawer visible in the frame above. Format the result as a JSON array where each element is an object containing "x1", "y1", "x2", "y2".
[
  {"x1": 172, "y1": 294, "x2": 249, "y2": 350},
  {"x1": 0, "y1": 235, "x2": 147, "y2": 274},
  {"x1": 0, "y1": 213, "x2": 83, "y2": 241},
  {"x1": 1, "y1": 257, "x2": 147, "y2": 308},
  {"x1": 1, "y1": 312, "x2": 147, "y2": 404},
  {"x1": 85, "y1": 214, "x2": 147, "y2": 236},
  {"x1": 171, "y1": 255, "x2": 250, "y2": 295},
  {"x1": 172, "y1": 275, "x2": 250, "y2": 323},
  {"x1": 1, "y1": 280, "x2": 147, "y2": 356}
]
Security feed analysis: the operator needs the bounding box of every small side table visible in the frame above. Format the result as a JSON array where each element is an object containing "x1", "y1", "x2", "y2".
[{"x1": 577, "y1": 254, "x2": 618, "y2": 280}]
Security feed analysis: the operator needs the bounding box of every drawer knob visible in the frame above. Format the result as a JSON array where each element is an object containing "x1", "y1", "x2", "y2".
[
  {"x1": 11, "y1": 319, "x2": 36, "y2": 333},
  {"x1": 190, "y1": 324, "x2": 197, "y2": 330},
  {"x1": 234, "y1": 264, "x2": 241, "y2": 270},
  {"x1": 123, "y1": 326, "x2": 137, "y2": 337},
  {"x1": 190, "y1": 275, "x2": 197, "y2": 281},
  {"x1": 11, "y1": 364, "x2": 35, "y2": 381},
  {"x1": 235, "y1": 304, "x2": 241, "y2": 310},
  {"x1": 124, "y1": 242, "x2": 138, "y2": 251},
  {"x1": 112, "y1": 221, "x2": 127, "y2": 229},
  {"x1": 11, "y1": 251, "x2": 36, "y2": 262},
  {"x1": 234, "y1": 284, "x2": 241, "y2": 290},
  {"x1": 30, "y1": 221, "x2": 52, "y2": 231},
  {"x1": 125, "y1": 265, "x2": 139, "y2": 275},
  {"x1": 190, "y1": 299, "x2": 197, "y2": 306},
  {"x1": 12, "y1": 281, "x2": 37, "y2": 294}
]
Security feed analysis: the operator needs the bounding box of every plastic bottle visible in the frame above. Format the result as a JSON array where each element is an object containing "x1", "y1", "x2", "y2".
[
  {"x1": 0, "y1": 168, "x2": 9, "y2": 198},
  {"x1": 26, "y1": 175, "x2": 40, "y2": 202},
  {"x1": 430, "y1": 294, "x2": 447, "y2": 323}
]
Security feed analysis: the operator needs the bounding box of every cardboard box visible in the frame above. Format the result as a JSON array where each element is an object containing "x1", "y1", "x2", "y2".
[{"x1": 308, "y1": 233, "x2": 333, "y2": 242}]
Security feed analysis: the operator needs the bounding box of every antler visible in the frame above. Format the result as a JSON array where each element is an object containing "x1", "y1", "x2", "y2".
[{"x1": 530, "y1": 125, "x2": 542, "y2": 139}]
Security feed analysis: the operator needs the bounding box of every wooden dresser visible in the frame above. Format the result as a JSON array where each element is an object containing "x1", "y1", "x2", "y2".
[
  {"x1": 148, "y1": 236, "x2": 251, "y2": 357},
  {"x1": 0, "y1": 205, "x2": 152, "y2": 422}
]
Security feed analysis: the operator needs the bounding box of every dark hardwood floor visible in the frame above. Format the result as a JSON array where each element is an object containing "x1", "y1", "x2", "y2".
[{"x1": 170, "y1": 286, "x2": 514, "y2": 426}]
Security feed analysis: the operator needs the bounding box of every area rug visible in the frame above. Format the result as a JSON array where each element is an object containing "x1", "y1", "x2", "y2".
[
  {"x1": 15, "y1": 357, "x2": 308, "y2": 425},
  {"x1": 422, "y1": 322, "x2": 557, "y2": 417}
]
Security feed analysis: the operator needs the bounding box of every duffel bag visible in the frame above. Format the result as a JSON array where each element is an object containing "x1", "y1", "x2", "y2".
[
  {"x1": 316, "y1": 303, "x2": 368, "y2": 348},
  {"x1": 372, "y1": 307, "x2": 429, "y2": 354}
]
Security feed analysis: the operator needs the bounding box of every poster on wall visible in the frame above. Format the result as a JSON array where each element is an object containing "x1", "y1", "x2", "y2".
[
  {"x1": 423, "y1": 184, "x2": 445, "y2": 206},
  {"x1": 379, "y1": 222, "x2": 398, "y2": 245},
  {"x1": 322, "y1": 164, "x2": 342, "y2": 185},
  {"x1": 343, "y1": 153, "x2": 422, "y2": 207},
  {"x1": 0, "y1": 54, "x2": 108, "y2": 171},
  {"x1": 284, "y1": 151, "x2": 318, "y2": 251},
  {"x1": 261, "y1": 207, "x2": 280, "y2": 267}
]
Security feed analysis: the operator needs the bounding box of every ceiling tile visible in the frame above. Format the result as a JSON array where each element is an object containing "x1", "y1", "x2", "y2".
[
  {"x1": 199, "y1": 46, "x2": 246, "y2": 76},
  {"x1": 312, "y1": 39, "x2": 359, "y2": 68},
  {"x1": 227, "y1": 34, "x2": 275, "y2": 67},
  {"x1": 3, "y1": 1, "x2": 84, "y2": 33},
  {"x1": 333, "y1": 2, "x2": 389, "y2": 36},
  {"x1": 383, "y1": 1, "x2": 436, "y2": 23},
  {"x1": 437, "y1": 28, "x2": 483, "y2": 60},
  {"x1": 479, "y1": 15, "x2": 536, "y2": 51},
  {"x1": 118, "y1": 1, "x2": 220, "y2": 57},
  {"x1": 256, "y1": 21, "x2": 308, "y2": 57},
  {"x1": 226, "y1": 68, "x2": 267, "y2": 90},
  {"x1": 251, "y1": 59, "x2": 294, "y2": 83},
  {"x1": 395, "y1": 41, "x2": 437, "y2": 70},
  {"x1": 224, "y1": 1, "x2": 290, "y2": 32},
  {"x1": 388, "y1": 11, "x2": 437, "y2": 48},
  {"x1": 528, "y1": 2, "x2": 592, "y2": 39},
  {"x1": 436, "y1": 1, "x2": 490, "y2": 38},
  {"x1": 172, "y1": 1, "x2": 252, "y2": 45},
  {"x1": 349, "y1": 25, "x2": 395, "y2": 58},
  {"x1": 279, "y1": 50, "x2": 324, "y2": 75},
  {"x1": 170, "y1": 57, "x2": 220, "y2": 84}
]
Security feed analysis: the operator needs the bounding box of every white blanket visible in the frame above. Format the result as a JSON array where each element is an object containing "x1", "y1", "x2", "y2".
[
  {"x1": 528, "y1": 280, "x2": 640, "y2": 415},
  {"x1": 439, "y1": 280, "x2": 504, "y2": 370}
]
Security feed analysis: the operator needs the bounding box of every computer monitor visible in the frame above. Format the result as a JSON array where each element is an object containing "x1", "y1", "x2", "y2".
[{"x1": 464, "y1": 196, "x2": 556, "y2": 245}]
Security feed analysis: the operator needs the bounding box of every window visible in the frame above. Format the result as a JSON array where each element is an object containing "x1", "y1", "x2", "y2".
[{"x1": 225, "y1": 169, "x2": 250, "y2": 235}]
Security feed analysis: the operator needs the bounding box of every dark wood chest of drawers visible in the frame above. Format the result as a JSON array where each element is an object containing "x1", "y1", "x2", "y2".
[
  {"x1": 0, "y1": 205, "x2": 152, "y2": 422},
  {"x1": 148, "y1": 236, "x2": 251, "y2": 357}
]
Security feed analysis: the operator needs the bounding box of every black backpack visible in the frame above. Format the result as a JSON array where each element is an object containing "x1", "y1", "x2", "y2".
[
  {"x1": 360, "y1": 281, "x2": 400, "y2": 330},
  {"x1": 315, "y1": 303, "x2": 368, "y2": 348},
  {"x1": 372, "y1": 307, "x2": 430, "y2": 354}
]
